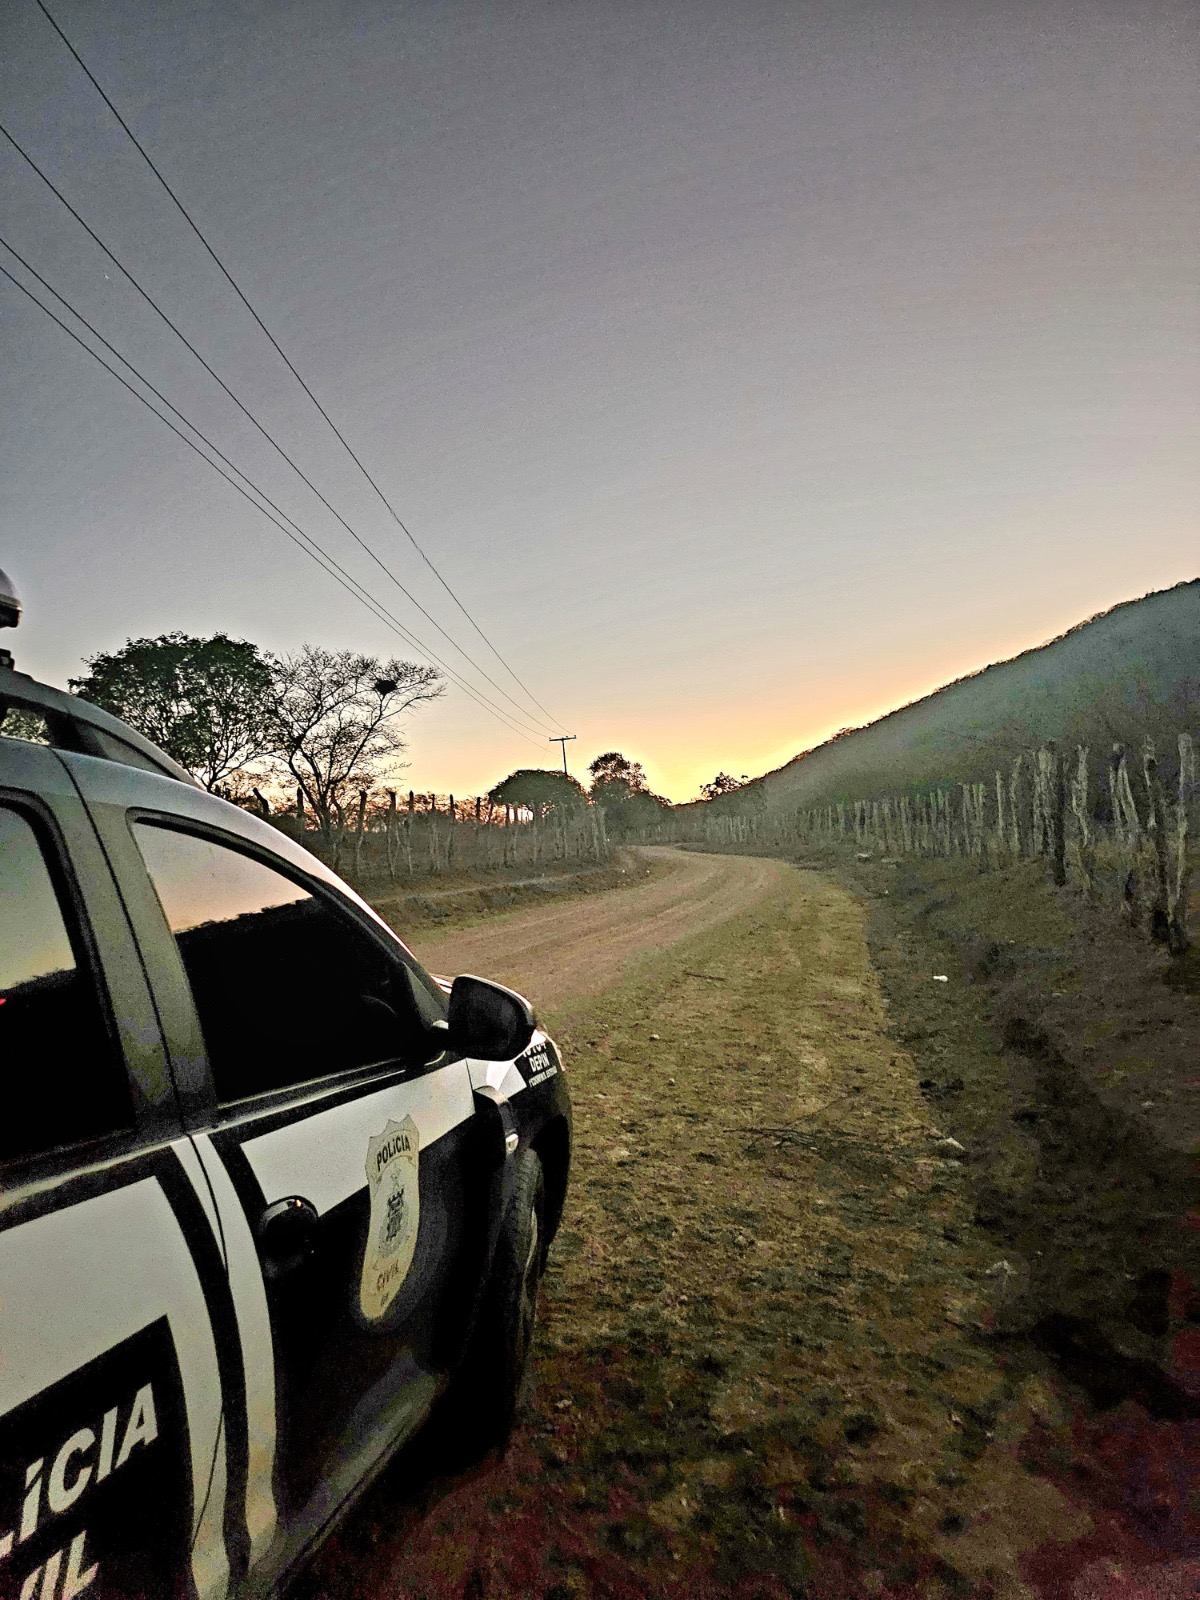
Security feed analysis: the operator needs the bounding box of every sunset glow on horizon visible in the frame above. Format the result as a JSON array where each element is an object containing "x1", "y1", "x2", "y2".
[{"x1": 5, "y1": 2, "x2": 1195, "y2": 805}]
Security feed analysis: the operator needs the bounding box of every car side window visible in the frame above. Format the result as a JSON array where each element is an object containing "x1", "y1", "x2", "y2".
[
  {"x1": 133, "y1": 821, "x2": 434, "y2": 1104},
  {"x1": 0, "y1": 803, "x2": 133, "y2": 1161}
]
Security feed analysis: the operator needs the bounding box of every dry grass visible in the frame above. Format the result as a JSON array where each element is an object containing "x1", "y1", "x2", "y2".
[{"x1": 304, "y1": 863, "x2": 1139, "y2": 1599}]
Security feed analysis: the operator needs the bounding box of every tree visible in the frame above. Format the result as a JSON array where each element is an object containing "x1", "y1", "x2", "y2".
[
  {"x1": 588, "y1": 750, "x2": 669, "y2": 835},
  {"x1": 266, "y1": 647, "x2": 443, "y2": 841},
  {"x1": 700, "y1": 772, "x2": 748, "y2": 801},
  {"x1": 489, "y1": 768, "x2": 587, "y2": 819},
  {"x1": 588, "y1": 751, "x2": 648, "y2": 795},
  {"x1": 70, "y1": 632, "x2": 274, "y2": 791}
]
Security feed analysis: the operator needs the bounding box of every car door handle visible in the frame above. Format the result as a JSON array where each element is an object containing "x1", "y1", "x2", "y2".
[{"x1": 257, "y1": 1195, "x2": 319, "y2": 1279}]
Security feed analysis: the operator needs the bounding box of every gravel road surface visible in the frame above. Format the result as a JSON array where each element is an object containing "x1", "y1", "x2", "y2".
[{"x1": 403, "y1": 846, "x2": 785, "y2": 1020}]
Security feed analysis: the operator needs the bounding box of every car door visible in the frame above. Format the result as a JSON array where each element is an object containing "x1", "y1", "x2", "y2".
[
  {"x1": 66, "y1": 763, "x2": 489, "y2": 1575},
  {"x1": 0, "y1": 739, "x2": 230, "y2": 1600}
]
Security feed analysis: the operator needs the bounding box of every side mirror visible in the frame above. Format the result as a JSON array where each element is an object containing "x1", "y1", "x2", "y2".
[{"x1": 447, "y1": 974, "x2": 536, "y2": 1061}]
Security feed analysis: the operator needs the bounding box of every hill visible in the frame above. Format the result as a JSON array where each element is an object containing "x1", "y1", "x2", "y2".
[{"x1": 745, "y1": 580, "x2": 1198, "y2": 809}]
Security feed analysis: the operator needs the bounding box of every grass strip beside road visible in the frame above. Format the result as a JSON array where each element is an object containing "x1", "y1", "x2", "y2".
[
  {"x1": 316, "y1": 862, "x2": 1087, "y2": 1600},
  {"x1": 364, "y1": 851, "x2": 671, "y2": 936}
]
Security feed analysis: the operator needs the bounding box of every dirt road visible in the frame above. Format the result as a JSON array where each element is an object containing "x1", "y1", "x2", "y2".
[
  {"x1": 304, "y1": 851, "x2": 1199, "y2": 1600},
  {"x1": 403, "y1": 846, "x2": 786, "y2": 1020}
]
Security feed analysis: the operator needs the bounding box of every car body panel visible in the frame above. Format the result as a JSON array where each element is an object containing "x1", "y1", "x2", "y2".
[
  {"x1": 0, "y1": 737, "x2": 229, "y2": 1597},
  {"x1": 1, "y1": 720, "x2": 572, "y2": 1597}
]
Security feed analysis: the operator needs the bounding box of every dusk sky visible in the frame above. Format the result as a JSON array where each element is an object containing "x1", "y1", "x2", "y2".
[{"x1": 3, "y1": 0, "x2": 1196, "y2": 802}]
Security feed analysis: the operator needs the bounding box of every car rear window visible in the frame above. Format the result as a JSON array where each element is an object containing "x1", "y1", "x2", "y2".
[{"x1": 133, "y1": 821, "x2": 435, "y2": 1103}]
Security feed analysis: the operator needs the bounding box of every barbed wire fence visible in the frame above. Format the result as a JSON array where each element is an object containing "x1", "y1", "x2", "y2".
[
  {"x1": 251, "y1": 787, "x2": 611, "y2": 884},
  {"x1": 654, "y1": 733, "x2": 1196, "y2": 956}
]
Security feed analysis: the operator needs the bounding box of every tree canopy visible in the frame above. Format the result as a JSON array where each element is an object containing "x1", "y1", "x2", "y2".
[
  {"x1": 267, "y1": 647, "x2": 442, "y2": 838},
  {"x1": 489, "y1": 768, "x2": 587, "y2": 817},
  {"x1": 588, "y1": 750, "x2": 669, "y2": 833},
  {"x1": 588, "y1": 750, "x2": 648, "y2": 795},
  {"x1": 69, "y1": 633, "x2": 444, "y2": 826},
  {"x1": 700, "y1": 772, "x2": 749, "y2": 801},
  {"x1": 70, "y1": 632, "x2": 274, "y2": 791}
]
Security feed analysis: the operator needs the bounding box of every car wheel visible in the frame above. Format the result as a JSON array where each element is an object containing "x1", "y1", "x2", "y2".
[{"x1": 438, "y1": 1148, "x2": 546, "y2": 1460}]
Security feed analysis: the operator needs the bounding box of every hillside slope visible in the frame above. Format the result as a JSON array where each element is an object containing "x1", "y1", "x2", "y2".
[{"x1": 755, "y1": 580, "x2": 1198, "y2": 807}]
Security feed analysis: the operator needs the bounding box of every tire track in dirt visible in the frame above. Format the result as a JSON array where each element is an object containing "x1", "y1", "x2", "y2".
[{"x1": 402, "y1": 847, "x2": 785, "y2": 1021}]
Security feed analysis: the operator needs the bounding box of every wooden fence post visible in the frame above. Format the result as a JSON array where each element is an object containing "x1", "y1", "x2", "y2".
[
  {"x1": 1109, "y1": 746, "x2": 1127, "y2": 847},
  {"x1": 1142, "y1": 744, "x2": 1172, "y2": 944},
  {"x1": 972, "y1": 782, "x2": 987, "y2": 868},
  {"x1": 1109, "y1": 746, "x2": 1143, "y2": 925},
  {"x1": 1145, "y1": 742, "x2": 1177, "y2": 940},
  {"x1": 429, "y1": 796, "x2": 440, "y2": 874},
  {"x1": 1169, "y1": 733, "x2": 1194, "y2": 954},
  {"x1": 1114, "y1": 748, "x2": 1141, "y2": 844},
  {"x1": 353, "y1": 788, "x2": 368, "y2": 879},
  {"x1": 385, "y1": 789, "x2": 398, "y2": 881},
  {"x1": 1049, "y1": 743, "x2": 1067, "y2": 886},
  {"x1": 483, "y1": 799, "x2": 494, "y2": 870},
  {"x1": 1069, "y1": 747, "x2": 1093, "y2": 893},
  {"x1": 331, "y1": 800, "x2": 346, "y2": 874},
  {"x1": 1031, "y1": 749, "x2": 1047, "y2": 858},
  {"x1": 1008, "y1": 755, "x2": 1023, "y2": 857}
]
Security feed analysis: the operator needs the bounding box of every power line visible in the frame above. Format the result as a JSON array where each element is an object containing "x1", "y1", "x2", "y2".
[
  {"x1": 0, "y1": 244, "x2": 544, "y2": 748},
  {"x1": 0, "y1": 108, "x2": 556, "y2": 739},
  {"x1": 30, "y1": 0, "x2": 567, "y2": 735},
  {"x1": 0, "y1": 116, "x2": 562, "y2": 738},
  {"x1": 0, "y1": 254, "x2": 549, "y2": 750},
  {"x1": 0, "y1": 254, "x2": 546, "y2": 749},
  {"x1": 0, "y1": 244, "x2": 548, "y2": 746}
]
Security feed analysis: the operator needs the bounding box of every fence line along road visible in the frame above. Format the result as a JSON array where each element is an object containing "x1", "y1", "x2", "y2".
[
  {"x1": 650, "y1": 733, "x2": 1196, "y2": 957},
  {"x1": 215, "y1": 786, "x2": 613, "y2": 884}
]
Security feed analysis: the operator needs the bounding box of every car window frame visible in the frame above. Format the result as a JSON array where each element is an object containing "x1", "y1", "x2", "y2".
[
  {"x1": 124, "y1": 808, "x2": 451, "y2": 1121},
  {"x1": 0, "y1": 786, "x2": 149, "y2": 1183}
]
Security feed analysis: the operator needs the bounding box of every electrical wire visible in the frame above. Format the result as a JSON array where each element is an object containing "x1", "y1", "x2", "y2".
[
  {"x1": 0, "y1": 255, "x2": 549, "y2": 750},
  {"x1": 5, "y1": 259, "x2": 546, "y2": 750},
  {"x1": 1, "y1": 249, "x2": 546, "y2": 746},
  {"x1": 30, "y1": 0, "x2": 566, "y2": 734},
  {"x1": 33, "y1": 0, "x2": 564, "y2": 732},
  {"x1": 0, "y1": 117, "x2": 562, "y2": 739}
]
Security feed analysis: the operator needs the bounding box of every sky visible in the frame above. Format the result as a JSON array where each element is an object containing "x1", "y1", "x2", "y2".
[{"x1": 3, "y1": 0, "x2": 1196, "y2": 803}]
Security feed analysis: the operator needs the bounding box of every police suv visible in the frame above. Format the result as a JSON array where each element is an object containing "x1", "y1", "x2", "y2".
[{"x1": 0, "y1": 577, "x2": 571, "y2": 1599}]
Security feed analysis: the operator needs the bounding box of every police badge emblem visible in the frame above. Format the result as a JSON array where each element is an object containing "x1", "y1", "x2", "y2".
[{"x1": 361, "y1": 1115, "x2": 420, "y2": 1321}]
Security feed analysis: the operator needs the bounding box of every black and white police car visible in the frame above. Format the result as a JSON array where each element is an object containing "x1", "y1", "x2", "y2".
[{"x1": 0, "y1": 575, "x2": 571, "y2": 1599}]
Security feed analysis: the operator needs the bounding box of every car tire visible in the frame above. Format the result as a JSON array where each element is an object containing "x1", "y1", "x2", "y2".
[{"x1": 437, "y1": 1148, "x2": 546, "y2": 1461}]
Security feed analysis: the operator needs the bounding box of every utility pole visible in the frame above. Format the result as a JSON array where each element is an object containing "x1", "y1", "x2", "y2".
[{"x1": 549, "y1": 734, "x2": 576, "y2": 775}]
